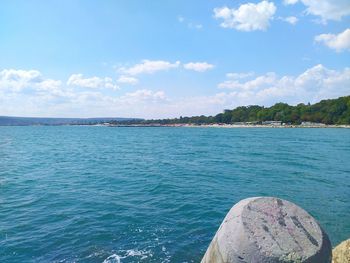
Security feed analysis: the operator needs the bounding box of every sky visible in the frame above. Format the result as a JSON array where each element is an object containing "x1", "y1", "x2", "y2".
[{"x1": 0, "y1": 0, "x2": 350, "y2": 118}]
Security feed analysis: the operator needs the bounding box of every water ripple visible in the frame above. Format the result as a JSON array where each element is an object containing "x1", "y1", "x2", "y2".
[{"x1": 0, "y1": 126, "x2": 349, "y2": 262}]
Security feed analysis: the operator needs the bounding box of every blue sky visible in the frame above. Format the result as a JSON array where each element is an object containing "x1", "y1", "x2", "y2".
[{"x1": 0, "y1": 0, "x2": 349, "y2": 118}]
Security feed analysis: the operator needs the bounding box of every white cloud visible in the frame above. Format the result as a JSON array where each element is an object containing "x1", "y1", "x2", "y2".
[
  {"x1": 213, "y1": 1, "x2": 276, "y2": 31},
  {"x1": 0, "y1": 69, "x2": 67, "y2": 97},
  {"x1": 293, "y1": 0, "x2": 350, "y2": 22},
  {"x1": 117, "y1": 75, "x2": 139, "y2": 85},
  {"x1": 283, "y1": 0, "x2": 299, "y2": 5},
  {"x1": 36, "y1": 79, "x2": 62, "y2": 91},
  {"x1": 183, "y1": 62, "x2": 214, "y2": 72},
  {"x1": 304, "y1": 0, "x2": 350, "y2": 21},
  {"x1": 219, "y1": 72, "x2": 277, "y2": 90},
  {"x1": 283, "y1": 0, "x2": 350, "y2": 22},
  {"x1": 121, "y1": 89, "x2": 167, "y2": 103},
  {"x1": 0, "y1": 69, "x2": 75, "y2": 115},
  {"x1": 1, "y1": 66, "x2": 349, "y2": 119},
  {"x1": 315, "y1": 28, "x2": 350, "y2": 52},
  {"x1": 217, "y1": 65, "x2": 350, "y2": 107},
  {"x1": 67, "y1": 74, "x2": 119, "y2": 90},
  {"x1": 34, "y1": 79, "x2": 68, "y2": 98},
  {"x1": 0, "y1": 69, "x2": 41, "y2": 82},
  {"x1": 178, "y1": 16, "x2": 185, "y2": 23},
  {"x1": 120, "y1": 60, "x2": 180, "y2": 75},
  {"x1": 178, "y1": 16, "x2": 203, "y2": 30},
  {"x1": 138, "y1": 65, "x2": 350, "y2": 117},
  {"x1": 0, "y1": 69, "x2": 42, "y2": 92},
  {"x1": 226, "y1": 72, "x2": 255, "y2": 79},
  {"x1": 283, "y1": 16, "x2": 299, "y2": 25}
]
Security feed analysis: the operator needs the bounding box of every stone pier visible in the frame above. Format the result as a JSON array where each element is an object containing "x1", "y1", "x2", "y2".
[{"x1": 201, "y1": 197, "x2": 332, "y2": 263}]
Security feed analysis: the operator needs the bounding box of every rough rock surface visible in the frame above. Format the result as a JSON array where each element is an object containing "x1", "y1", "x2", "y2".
[
  {"x1": 201, "y1": 197, "x2": 332, "y2": 263},
  {"x1": 332, "y1": 239, "x2": 350, "y2": 263}
]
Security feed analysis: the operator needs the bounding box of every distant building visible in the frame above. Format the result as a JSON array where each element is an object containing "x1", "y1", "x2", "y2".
[
  {"x1": 300, "y1": 122, "x2": 326, "y2": 126},
  {"x1": 262, "y1": 121, "x2": 282, "y2": 126},
  {"x1": 232, "y1": 121, "x2": 259, "y2": 125}
]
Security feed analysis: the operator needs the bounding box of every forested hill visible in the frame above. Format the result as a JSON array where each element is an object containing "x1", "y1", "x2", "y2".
[
  {"x1": 118, "y1": 95, "x2": 350, "y2": 125},
  {"x1": 2, "y1": 96, "x2": 349, "y2": 126}
]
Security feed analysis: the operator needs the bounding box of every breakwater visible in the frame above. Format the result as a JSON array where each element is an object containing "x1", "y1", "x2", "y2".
[{"x1": 202, "y1": 197, "x2": 332, "y2": 262}]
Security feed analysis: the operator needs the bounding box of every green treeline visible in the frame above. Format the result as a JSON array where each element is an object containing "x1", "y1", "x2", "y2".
[{"x1": 114, "y1": 95, "x2": 350, "y2": 125}]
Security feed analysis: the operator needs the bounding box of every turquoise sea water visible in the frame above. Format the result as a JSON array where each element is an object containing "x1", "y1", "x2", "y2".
[{"x1": 1, "y1": 126, "x2": 349, "y2": 262}]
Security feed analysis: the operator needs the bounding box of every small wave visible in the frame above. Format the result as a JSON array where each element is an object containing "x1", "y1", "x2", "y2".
[
  {"x1": 126, "y1": 249, "x2": 149, "y2": 259},
  {"x1": 103, "y1": 254, "x2": 121, "y2": 263},
  {"x1": 103, "y1": 249, "x2": 152, "y2": 263}
]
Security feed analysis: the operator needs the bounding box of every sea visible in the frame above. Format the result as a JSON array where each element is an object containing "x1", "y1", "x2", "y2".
[{"x1": 1, "y1": 126, "x2": 349, "y2": 262}]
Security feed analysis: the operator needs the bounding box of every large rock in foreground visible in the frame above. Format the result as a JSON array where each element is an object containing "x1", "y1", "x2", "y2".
[
  {"x1": 332, "y1": 239, "x2": 350, "y2": 263},
  {"x1": 202, "y1": 197, "x2": 332, "y2": 263}
]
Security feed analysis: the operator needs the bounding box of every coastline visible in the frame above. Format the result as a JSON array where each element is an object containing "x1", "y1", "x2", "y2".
[{"x1": 105, "y1": 123, "x2": 350, "y2": 128}]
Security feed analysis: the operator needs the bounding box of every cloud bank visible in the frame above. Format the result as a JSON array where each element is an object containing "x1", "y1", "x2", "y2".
[
  {"x1": 0, "y1": 65, "x2": 349, "y2": 118},
  {"x1": 218, "y1": 64, "x2": 350, "y2": 107}
]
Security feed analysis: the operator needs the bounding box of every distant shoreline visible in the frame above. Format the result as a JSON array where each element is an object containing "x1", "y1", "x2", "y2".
[
  {"x1": 105, "y1": 123, "x2": 350, "y2": 129},
  {"x1": 1, "y1": 123, "x2": 349, "y2": 128}
]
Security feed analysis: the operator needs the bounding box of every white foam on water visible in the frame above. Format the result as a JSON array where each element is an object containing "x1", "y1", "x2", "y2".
[
  {"x1": 126, "y1": 249, "x2": 152, "y2": 260},
  {"x1": 103, "y1": 249, "x2": 153, "y2": 263},
  {"x1": 102, "y1": 254, "x2": 121, "y2": 263}
]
